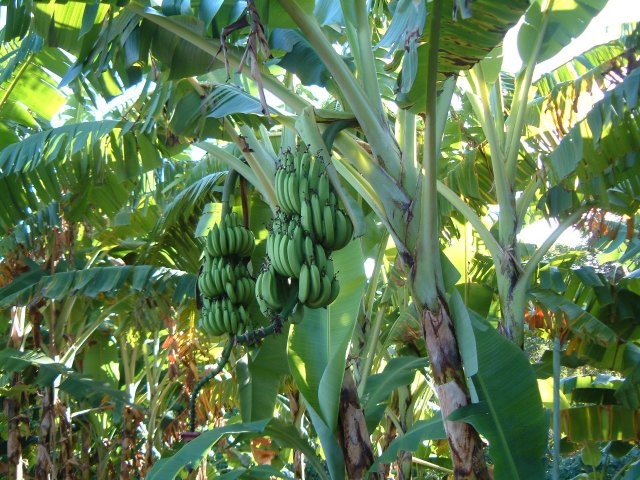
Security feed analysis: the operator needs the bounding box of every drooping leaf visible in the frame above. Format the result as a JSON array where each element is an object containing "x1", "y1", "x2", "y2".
[
  {"x1": 518, "y1": 0, "x2": 608, "y2": 66},
  {"x1": 0, "y1": 265, "x2": 194, "y2": 308},
  {"x1": 0, "y1": 349, "x2": 130, "y2": 407},
  {"x1": 397, "y1": 0, "x2": 529, "y2": 112},
  {"x1": 561, "y1": 405, "x2": 640, "y2": 442},
  {"x1": 271, "y1": 29, "x2": 332, "y2": 87}
]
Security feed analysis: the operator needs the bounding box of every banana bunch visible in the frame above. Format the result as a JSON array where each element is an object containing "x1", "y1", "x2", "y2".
[
  {"x1": 201, "y1": 298, "x2": 249, "y2": 336},
  {"x1": 255, "y1": 265, "x2": 290, "y2": 316},
  {"x1": 198, "y1": 257, "x2": 255, "y2": 303},
  {"x1": 275, "y1": 150, "x2": 353, "y2": 251},
  {"x1": 266, "y1": 214, "x2": 305, "y2": 279},
  {"x1": 205, "y1": 212, "x2": 255, "y2": 258},
  {"x1": 257, "y1": 148, "x2": 353, "y2": 312},
  {"x1": 198, "y1": 212, "x2": 256, "y2": 337},
  {"x1": 297, "y1": 252, "x2": 340, "y2": 308}
]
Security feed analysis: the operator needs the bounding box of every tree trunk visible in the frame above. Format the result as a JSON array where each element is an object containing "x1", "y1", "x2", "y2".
[
  {"x1": 421, "y1": 296, "x2": 491, "y2": 480},
  {"x1": 337, "y1": 370, "x2": 381, "y2": 480}
]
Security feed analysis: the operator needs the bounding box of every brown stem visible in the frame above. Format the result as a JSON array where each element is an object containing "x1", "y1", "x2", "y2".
[
  {"x1": 5, "y1": 376, "x2": 24, "y2": 480},
  {"x1": 337, "y1": 370, "x2": 381, "y2": 480},
  {"x1": 240, "y1": 176, "x2": 249, "y2": 228},
  {"x1": 287, "y1": 389, "x2": 305, "y2": 480},
  {"x1": 56, "y1": 400, "x2": 75, "y2": 479},
  {"x1": 120, "y1": 406, "x2": 136, "y2": 480},
  {"x1": 421, "y1": 297, "x2": 491, "y2": 480},
  {"x1": 36, "y1": 388, "x2": 53, "y2": 480}
]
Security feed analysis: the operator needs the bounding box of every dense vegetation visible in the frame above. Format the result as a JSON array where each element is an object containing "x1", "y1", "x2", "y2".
[{"x1": 0, "y1": 1, "x2": 639, "y2": 479}]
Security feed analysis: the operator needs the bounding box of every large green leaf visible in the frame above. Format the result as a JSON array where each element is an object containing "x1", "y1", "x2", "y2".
[
  {"x1": 271, "y1": 28, "x2": 332, "y2": 87},
  {"x1": 0, "y1": 265, "x2": 194, "y2": 308},
  {"x1": 518, "y1": 0, "x2": 607, "y2": 65},
  {"x1": 397, "y1": 0, "x2": 529, "y2": 112},
  {"x1": 449, "y1": 315, "x2": 547, "y2": 479},
  {"x1": 0, "y1": 348, "x2": 130, "y2": 407},
  {"x1": 0, "y1": 40, "x2": 69, "y2": 130},
  {"x1": 561, "y1": 405, "x2": 640, "y2": 442},
  {"x1": 544, "y1": 66, "x2": 640, "y2": 213},
  {"x1": 287, "y1": 240, "x2": 365, "y2": 430}
]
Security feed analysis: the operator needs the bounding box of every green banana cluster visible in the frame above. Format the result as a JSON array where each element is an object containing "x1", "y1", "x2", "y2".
[
  {"x1": 275, "y1": 150, "x2": 353, "y2": 251},
  {"x1": 256, "y1": 148, "x2": 352, "y2": 312},
  {"x1": 205, "y1": 213, "x2": 255, "y2": 258},
  {"x1": 255, "y1": 265, "x2": 289, "y2": 316},
  {"x1": 199, "y1": 212, "x2": 256, "y2": 337}
]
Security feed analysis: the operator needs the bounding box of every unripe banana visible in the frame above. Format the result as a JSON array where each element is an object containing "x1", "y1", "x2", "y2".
[
  {"x1": 310, "y1": 194, "x2": 324, "y2": 242},
  {"x1": 301, "y1": 199, "x2": 313, "y2": 234},
  {"x1": 299, "y1": 152, "x2": 311, "y2": 179},
  {"x1": 309, "y1": 263, "x2": 321, "y2": 304},
  {"x1": 323, "y1": 204, "x2": 335, "y2": 250},
  {"x1": 328, "y1": 276, "x2": 340, "y2": 305},
  {"x1": 230, "y1": 308, "x2": 238, "y2": 334},
  {"x1": 304, "y1": 235, "x2": 315, "y2": 264},
  {"x1": 298, "y1": 264, "x2": 310, "y2": 304},
  {"x1": 308, "y1": 156, "x2": 322, "y2": 188},
  {"x1": 314, "y1": 244, "x2": 328, "y2": 272},
  {"x1": 226, "y1": 226, "x2": 237, "y2": 255},
  {"x1": 225, "y1": 281, "x2": 237, "y2": 304},
  {"x1": 318, "y1": 173, "x2": 330, "y2": 205},
  {"x1": 289, "y1": 173, "x2": 301, "y2": 213},
  {"x1": 219, "y1": 223, "x2": 228, "y2": 255},
  {"x1": 334, "y1": 209, "x2": 348, "y2": 250},
  {"x1": 287, "y1": 232, "x2": 302, "y2": 278}
]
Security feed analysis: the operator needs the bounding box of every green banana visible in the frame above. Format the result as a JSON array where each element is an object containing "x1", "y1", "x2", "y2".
[
  {"x1": 299, "y1": 152, "x2": 311, "y2": 179},
  {"x1": 323, "y1": 204, "x2": 335, "y2": 249},
  {"x1": 318, "y1": 172, "x2": 330, "y2": 205},
  {"x1": 310, "y1": 194, "x2": 324, "y2": 242},
  {"x1": 304, "y1": 235, "x2": 315, "y2": 264},
  {"x1": 226, "y1": 226, "x2": 236, "y2": 255},
  {"x1": 289, "y1": 173, "x2": 301, "y2": 213},
  {"x1": 219, "y1": 223, "x2": 228, "y2": 255},
  {"x1": 328, "y1": 276, "x2": 340, "y2": 304},
  {"x1": 298, "y1": 263, "x2": 310, "y2": 304},
  {"x1": 334, "y1": 209, "x2": 348, "y2": 250},
  {"x1": 279, "y1": 234, "x2": 292, "y2": 277},
  {"x1": 225, "y1": 281, "x2": 237, "y2": 304},
  {"x1": 314, "y1": 244, "x2": 328, "y2": 272},
  {"x1": 308, "y1": 156, "x2": 322, "y2": 188},
  {"x1": 308, "y1": 263, "x2": 321, "y2": 304},
  {"x1": 301, "y1": 200, "x2": 313, "y2": 235}
]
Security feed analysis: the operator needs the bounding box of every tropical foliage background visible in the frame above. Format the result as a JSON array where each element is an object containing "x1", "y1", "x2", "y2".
[{"x1": 0, "y1": 0, "x2": 639, "y2": 479}]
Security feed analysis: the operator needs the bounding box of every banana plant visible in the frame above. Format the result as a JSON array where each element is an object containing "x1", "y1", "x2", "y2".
[{"x1": 1, "y1": 0, "x2": 639, "y2": 479}]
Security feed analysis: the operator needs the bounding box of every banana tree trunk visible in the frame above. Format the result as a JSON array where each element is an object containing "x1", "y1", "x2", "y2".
[
  {"x1": 420, "y1": 297, "x2": 490, "y2": 480},
  {"x1": 337, "y1": 370, "x2": 381, "y2": 480}
]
